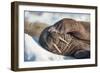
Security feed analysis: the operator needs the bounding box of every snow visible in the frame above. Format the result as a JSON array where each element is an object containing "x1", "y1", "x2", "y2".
[{"x1": 24, "y1": 33, "x2": 74, "y2": 61}]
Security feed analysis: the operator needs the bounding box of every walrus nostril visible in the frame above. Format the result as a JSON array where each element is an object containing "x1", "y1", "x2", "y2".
[{"x1": 74, "y1": 50, "x2": 90, "y2": 59}]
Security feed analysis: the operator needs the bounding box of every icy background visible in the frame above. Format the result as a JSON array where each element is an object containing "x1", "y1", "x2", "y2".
[
  {"x1": 25, "y1": 11, "x2": 90, "y2": 26},
  {"x1": 24, "y1": 34, "x2": 74, "y2": 61}
]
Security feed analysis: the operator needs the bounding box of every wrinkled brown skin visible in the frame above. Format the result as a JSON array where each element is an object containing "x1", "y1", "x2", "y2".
[{"x1": 39, "y1": 18, "x2": 90, "y2": 59}]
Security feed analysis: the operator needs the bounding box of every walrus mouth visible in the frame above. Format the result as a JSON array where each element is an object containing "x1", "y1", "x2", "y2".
[{"x1": 39, "y1": 18, "x2": 90, "y2": 59}]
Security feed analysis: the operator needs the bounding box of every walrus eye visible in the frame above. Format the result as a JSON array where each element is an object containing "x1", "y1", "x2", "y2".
[{"x1": 67, "y1": 31, "x2": 79, "y2": 35}]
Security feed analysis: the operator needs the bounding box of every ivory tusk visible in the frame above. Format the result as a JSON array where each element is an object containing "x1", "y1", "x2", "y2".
[
  {"x1": 59, "y1": 37, "x2": 69, "y2": 44},
  {"x1": 53, "y1": 43, "x2": 62, "y2": 53}
]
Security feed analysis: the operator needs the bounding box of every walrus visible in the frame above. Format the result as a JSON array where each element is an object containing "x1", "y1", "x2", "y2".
[{"x1": 39, "y1": 18, "x2": 90, "y2": 59}]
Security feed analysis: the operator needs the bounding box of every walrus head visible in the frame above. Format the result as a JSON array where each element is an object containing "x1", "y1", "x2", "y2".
[{"x1": 39, "y1": 18, "x2": 90, "y2": 59}]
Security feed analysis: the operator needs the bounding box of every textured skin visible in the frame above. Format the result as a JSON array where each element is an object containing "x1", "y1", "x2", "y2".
[{"x1": 39, "y1": 18, "x2": 90, "y2": 59}]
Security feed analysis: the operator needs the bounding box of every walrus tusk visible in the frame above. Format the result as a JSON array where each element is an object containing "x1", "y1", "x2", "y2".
[
  {"x1": 53, "y1": 43, "x2": 62, "y2": 53},
  {"x1": 59, "y1": 36, "x2": 69, "y2": 44}
]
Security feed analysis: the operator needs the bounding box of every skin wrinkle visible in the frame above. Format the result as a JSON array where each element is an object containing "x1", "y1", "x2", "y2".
[
  {"x1": 65, "y1": 39, "x2": 75, "y2": 55},
  {"x1": 63, "y1": 39, "x2": 73, "y2": 55},
  {"x1": 62, "y1": 37, "x2": 72, "y2": 53}
]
